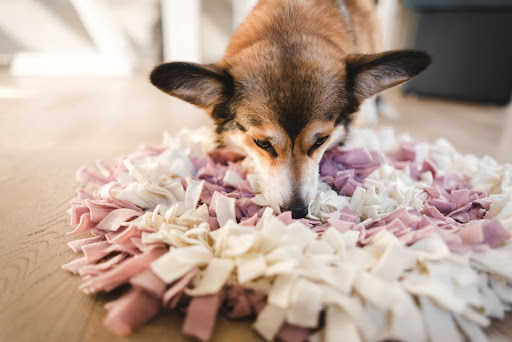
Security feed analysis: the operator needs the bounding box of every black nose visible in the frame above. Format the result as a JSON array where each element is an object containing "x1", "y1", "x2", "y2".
[{"x1": 282, "y1": 205, "x2": 309, "y2": 219}]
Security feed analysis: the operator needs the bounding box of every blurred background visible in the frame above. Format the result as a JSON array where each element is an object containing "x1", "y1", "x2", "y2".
[{"x1": 0, "y1": 0, "x2": 511, "y2": 161}]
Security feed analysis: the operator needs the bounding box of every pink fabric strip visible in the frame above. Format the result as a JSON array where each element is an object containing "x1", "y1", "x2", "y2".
[
  {"x1": 182, "y1": 292, "x2": 223, "y2": 342},
  {"x1": 103, "y1": 288, "x2": 161, "y2": 336}
]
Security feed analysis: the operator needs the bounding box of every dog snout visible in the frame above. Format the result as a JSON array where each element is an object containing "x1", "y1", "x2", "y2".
[{"x1": 281, "y1": 204, "x2": 309, "y2": 219}]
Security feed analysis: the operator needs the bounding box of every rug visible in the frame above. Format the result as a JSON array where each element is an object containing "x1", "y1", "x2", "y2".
[{"x1": 63, "y1": 126, "x2": 512, "y2": 342}]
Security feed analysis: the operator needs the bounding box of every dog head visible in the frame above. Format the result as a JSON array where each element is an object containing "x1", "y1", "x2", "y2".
[{"x1": 150, "y1": 43, "x2": 430, "y2": 218}]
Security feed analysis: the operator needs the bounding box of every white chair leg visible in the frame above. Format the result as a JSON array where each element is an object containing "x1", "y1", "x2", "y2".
[
  {"x1": 71, "y1": 0, "x2": 133, "y2": 56},
  {"x1": 161, "y1": 0, "x2": 201, "y2": 62},
  {"x1": 377, "y1": 0, "x2": 399, "y2": 50}
]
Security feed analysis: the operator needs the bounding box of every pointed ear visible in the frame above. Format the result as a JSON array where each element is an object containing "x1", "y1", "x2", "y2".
[
  {"x1": 345, "y1": 50, "x2": 431, "y2": 102},
  {"x1": 150, "y1": 62, "x2": 232, "y2": 108}
]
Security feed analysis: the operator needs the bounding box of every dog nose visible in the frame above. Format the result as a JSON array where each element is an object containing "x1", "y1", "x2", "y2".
[{"x1": 282, "y1": 204, "x2": 309, "y2": 219}]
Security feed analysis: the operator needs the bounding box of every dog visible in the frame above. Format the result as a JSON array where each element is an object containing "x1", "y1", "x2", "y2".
[{"x1": 150, "y1": 0, "x2": 431, "y2": 218}]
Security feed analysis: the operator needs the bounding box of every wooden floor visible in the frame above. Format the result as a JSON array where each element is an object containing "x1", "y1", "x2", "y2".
[{"x1": 0, "y1": 68, "x2": 511, "y2": 342}]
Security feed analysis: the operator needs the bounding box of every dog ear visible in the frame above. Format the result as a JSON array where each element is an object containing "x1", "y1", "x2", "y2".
[
  {"x1": 345, "y1": 50, "x2": 431, "y2": 102},
  {"x1": 150, "y1": 62, "x2": 232, "y2": 109}
]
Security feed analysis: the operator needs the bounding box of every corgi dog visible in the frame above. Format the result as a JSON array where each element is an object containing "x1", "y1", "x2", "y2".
[{"x1": 150, "y1": 0, "x2": 431, "y2": 218}]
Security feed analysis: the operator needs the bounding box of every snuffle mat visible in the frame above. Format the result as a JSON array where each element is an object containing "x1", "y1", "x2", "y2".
[{"x1": 63, "y1": 126, "x2": 512, "y2": 342}]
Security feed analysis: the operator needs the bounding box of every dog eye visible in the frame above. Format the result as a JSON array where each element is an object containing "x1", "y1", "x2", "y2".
[
  {"x1": 253, "y1": 138, "x2": 273, "y2": 151},
  {"x1": 308, "y1": 135, "x2": 330, "y2": 155},
  {"x1": 314, "y1": 136, "x2": 329, "y2": 147}
]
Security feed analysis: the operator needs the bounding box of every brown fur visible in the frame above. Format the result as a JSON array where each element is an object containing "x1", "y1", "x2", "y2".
[
  {"x1": 223, "y1": 0, "x2": 381, "y2": 59},
  {"x1": 150, "y1": 0, "x2": 431, "y2": 217}
]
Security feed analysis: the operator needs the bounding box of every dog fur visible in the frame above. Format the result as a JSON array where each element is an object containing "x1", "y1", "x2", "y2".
[{"x1": 150, "y1": 0, "x2": 431, "y2": 218}]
